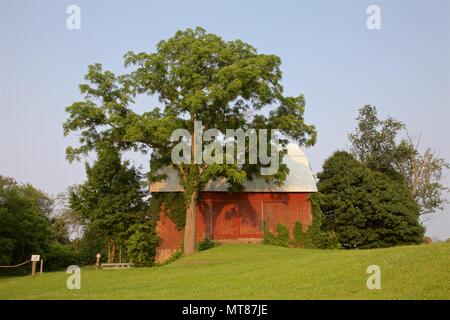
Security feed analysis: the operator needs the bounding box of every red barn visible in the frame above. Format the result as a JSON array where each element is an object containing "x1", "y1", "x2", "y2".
[{"x1": 150, "y1": 144, "x2": 317, "y2": 262}]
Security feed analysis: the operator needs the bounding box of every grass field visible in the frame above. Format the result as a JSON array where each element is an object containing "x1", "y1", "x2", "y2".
[{"x1": 1, "y1": 243, "x2": 449, "y2": 300}]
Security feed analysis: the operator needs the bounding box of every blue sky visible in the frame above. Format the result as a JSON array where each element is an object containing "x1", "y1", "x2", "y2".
[{"x1": 1, "y1": 0, "x2": 449, "y2": 239}]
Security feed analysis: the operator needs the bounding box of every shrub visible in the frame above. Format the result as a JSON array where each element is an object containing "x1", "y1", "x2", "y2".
[
  {"x1": 289, "y1": 194, "x2": 341, "y2": 249},
  {"x1": 293, "y1": 222, "x2": 304, "y2": 243},
  {"x1": 306, "y1": 229, "x2": 340, "y2": 249},
  {"x1": 264, "y1": 223, "x2": 290, "y2": 247},
  {"x1": 126, "y1": 224, "x2": 159, "y2": 267}
]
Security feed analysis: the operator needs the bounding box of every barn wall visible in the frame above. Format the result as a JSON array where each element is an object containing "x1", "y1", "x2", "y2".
[
  {"x1": 155, "y1": 192, "x2": 313, "y2": 262},
  {"x1": 198, "y1": 192, "x2": 313, "y2": 240},
  {"x1": 155, "y1": 210, "x2": 184, "y2": 263}
]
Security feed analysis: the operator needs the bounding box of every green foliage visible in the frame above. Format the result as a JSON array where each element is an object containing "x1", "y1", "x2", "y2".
[
  {"x1": 0, "y1": 176, "x2": 83, "y2": 273},
  {"x1": 0, "y1": 238, "x2": 15, "y2": 266},
  {"x1": 302, "y1": 228, "x2": 340, "y2": 250},
  {"x1": 126, "y1": 224, "x2": 159, "y2": 267},
  {"x1": 293, "y1": 221, "x2": 303, "y2": 243},
  {"x1": 302, "y1": 193, "x2": 341, "y2": 249},
  {"x1": 150, "y1": 192, "x2": 186, "y2": 230},
  {"x1": 289, "y1": 195, "x2": 340, "y2": 250},
  {"x1": 264, "y1": 215, "x2": 339, "y2": 250},
  {"x1": 69, "y1": 145, "x2": 149, "y2": 261},
  {"x1": 349, "y1": 105, "x2": 406, "y2": 175},
  {"x1": 73, "y1": 226, "x2": 108, "y2": 266},
  {"x1": 276, "y1": 224, "x2": 290, "y2": 247},
  {"x1": 64, "y1": 27, "x2": 318, "y2": 253},
  {"x1": 198, "y1": 239, "x2": 219, "y2": 251},
  {"x1": 64, "y1": 27, "x2": 317, "y2": 189},
  {"x1": 349, "y1": 105, "x2": 449, "y2": 214},
  {"x1": 44, "y1": 242, "x2": 77, "y2": 271},
  {"x1": 0, "y1": 176, "x2": 53, "y2": 265},
  {"x1": 149, "y1": 192, "x2": 164, "y2": 220},
  {"x1": 48, "y1": 216, "x2": 71, "y2": 245},
  {"x1": 264, "y1": 223, "x2": 290, "y2": 247},
  {"x1": 317, "y1": 151, "x2": 425, "y2": 249}
]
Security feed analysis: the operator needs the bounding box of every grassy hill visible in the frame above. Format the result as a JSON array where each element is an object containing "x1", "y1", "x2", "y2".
[{"x1": 1, "y1": 243, "x2": 449, "y2": 300}]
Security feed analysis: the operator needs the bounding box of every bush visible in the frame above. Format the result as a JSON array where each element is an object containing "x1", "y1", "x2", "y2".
[
  {"x1": 290, "y1": 194, "x2": 341, "y2": 249},
  {"x1": 305, "y1": 228, "x2": 340, "y2": 249},
  {"x1": 290, "y1": 223, "x2": 340, "y2": 249},
  {"x1": 293, "y1": 222, "x2": 304, "y2": 243},
  {"x1": 198, "y1": 239, "x2": 218, "y2": 251},
  {"x1": 264, "y1": 223, "x2": 290, "y2": 247},
  {"x1": 126, "y1": 224, "x2": 159, "y2": 267},
  {"x1": 261, "y1": 193, "x2": 341, "y2": 250}
]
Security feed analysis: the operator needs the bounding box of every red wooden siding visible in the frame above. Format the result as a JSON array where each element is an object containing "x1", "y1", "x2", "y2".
[
  {"x1": 155, "y1": 192, "x2": 313, "y2": 262},
  {"x1": 155, "y1": 210, "x2": 184, "y2": 262}
]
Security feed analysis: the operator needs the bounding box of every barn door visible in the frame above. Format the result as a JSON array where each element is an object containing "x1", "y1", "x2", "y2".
[
  {"x1": 262, "y1": 202, "x2": 289, "y2": 234},
  {"x1": 238, "y1": 201, "x2": 263, "y2": 238},
  {"x1": 211, "y1": 202, "x2": 238, "y2": 239},
  {"x1": 209, "y1": 200, "x2": 263, "y2": 240}
]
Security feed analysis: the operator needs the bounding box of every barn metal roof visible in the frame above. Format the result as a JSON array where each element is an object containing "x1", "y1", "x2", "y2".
[{"x1": 150, "y1": 144, "x2": 317, "y2": 193}]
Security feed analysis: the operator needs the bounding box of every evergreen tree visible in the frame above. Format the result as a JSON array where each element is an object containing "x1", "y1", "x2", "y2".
[
  {"x1": 69, "y1": 145, "x2": 149, "y2": 262},
  {"x1": 317, "y1": 151, "x2": 424, "y2": 248}
]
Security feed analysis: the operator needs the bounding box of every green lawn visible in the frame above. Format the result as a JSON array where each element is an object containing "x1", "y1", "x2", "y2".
[{"x1": 1, "y1": 243, "x2": 449, "y2": 299}]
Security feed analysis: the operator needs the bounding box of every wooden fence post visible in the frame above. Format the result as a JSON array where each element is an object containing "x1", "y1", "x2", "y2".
[{"x1": 31, "y1": 261, "x2": 36, "y2": 277}]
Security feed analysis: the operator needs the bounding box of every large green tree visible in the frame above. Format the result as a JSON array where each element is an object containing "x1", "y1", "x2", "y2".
[
  {"x1": 317, "y1": 151, "x2": 424, "y2": 248},
  {"x1": 69, "y1": 145, "x2": 149, "y2": 262},
  {"x1": 349, "y1": 105, "x2": 449, "y2": 215},
  {"x1": 0, "y1": 176, "x2": 77, "y2": 271},
  {"x1": 0, "y1": 176, "x2": 53, "y2": 265},
  {"x1": 64, "y1": 27, "x2": 317, "y2": 255},
  {"x1": 349, "y1": 105, "x2": 405, "y2": 175}
]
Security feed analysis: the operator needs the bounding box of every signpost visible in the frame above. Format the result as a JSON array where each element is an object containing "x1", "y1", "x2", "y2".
[{"x1": 31, "y1": 255, "x2": 40, "y2": 277}]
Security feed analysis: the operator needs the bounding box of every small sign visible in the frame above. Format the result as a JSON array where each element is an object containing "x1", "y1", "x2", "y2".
[
  {"x1": 31, "y1": 255, "x2": 40, "y2": 262},
  {"x1": 96, "y1": 253, "x2": 101, "y2": 259}
]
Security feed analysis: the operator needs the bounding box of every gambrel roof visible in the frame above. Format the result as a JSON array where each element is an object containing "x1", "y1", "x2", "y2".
[{"x1": 150, "y1": 144, "x2": 317, "y2": 193}]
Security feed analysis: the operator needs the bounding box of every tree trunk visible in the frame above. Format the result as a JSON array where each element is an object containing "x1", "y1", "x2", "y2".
[
  {"x1": 183, "y1": 113, "x2": 199, "y2": 256},
  {"x1": 109, "y1": 239, "x2": 116, "y2": 263},
  {"x1": 184, "y1": 190, "x2": 197, "y2": 255}
]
